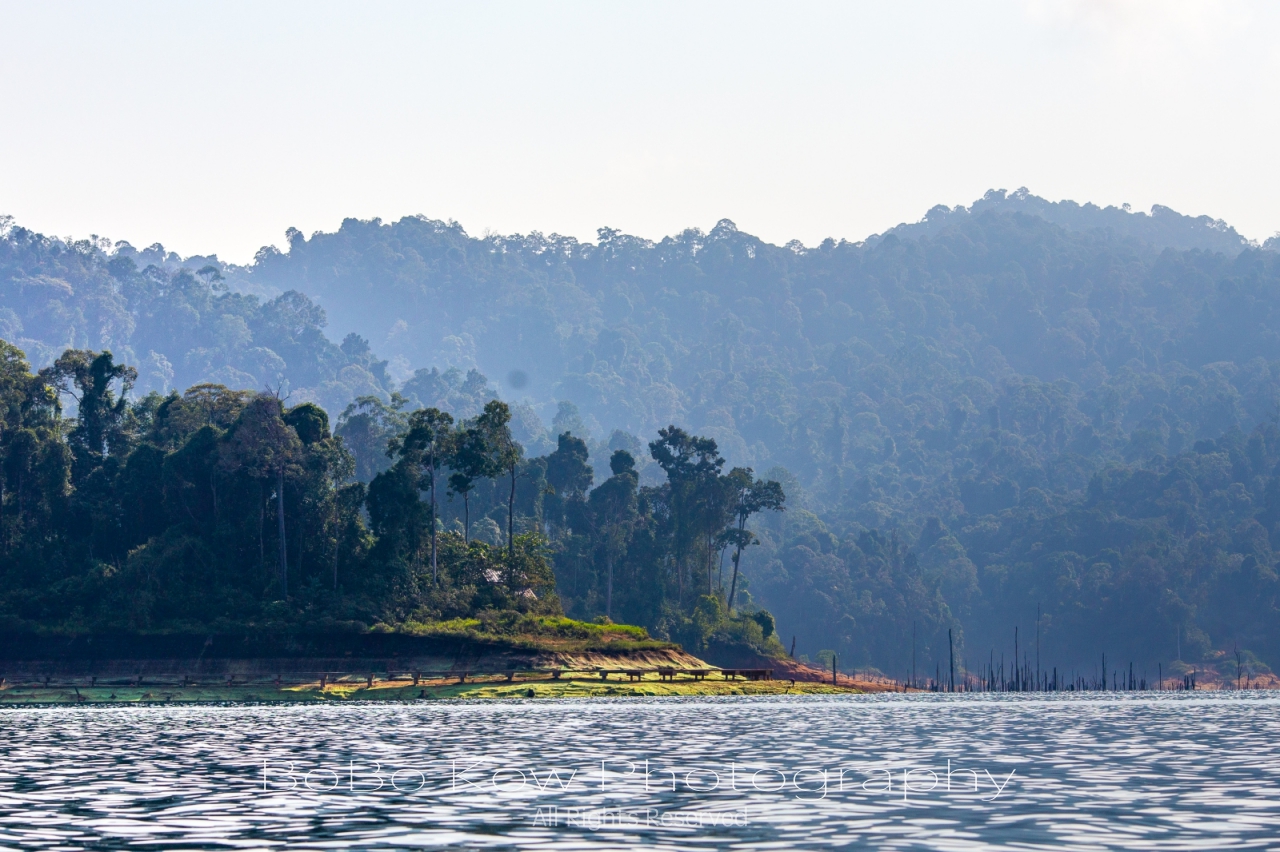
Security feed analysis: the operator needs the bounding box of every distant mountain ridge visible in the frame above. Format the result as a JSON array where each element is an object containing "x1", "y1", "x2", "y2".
[
  {"x1": 6, "y1": 191, "x2": 1280, "y2": 674},
  {"x1": 871, "y1": 187, "x2": 1257, "y2": 256}
]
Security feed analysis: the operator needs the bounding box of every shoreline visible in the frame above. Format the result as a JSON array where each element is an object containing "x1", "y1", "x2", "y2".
[
  {"x1": 0, "y1": 630, "x2": 883, "y2": 703},
  {"x1": 0, "y1": 671, "x2": 865, "y2": 704}
]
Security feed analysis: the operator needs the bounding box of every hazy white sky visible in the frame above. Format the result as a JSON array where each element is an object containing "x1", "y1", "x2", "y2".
[{"x1": 2, "y1": 0, "x2": 1278, "y2": 263}]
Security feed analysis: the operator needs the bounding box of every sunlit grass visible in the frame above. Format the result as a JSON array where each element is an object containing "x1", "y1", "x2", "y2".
[{"x1": 0, "y1": 671, "x2": 855, "y2": 704}]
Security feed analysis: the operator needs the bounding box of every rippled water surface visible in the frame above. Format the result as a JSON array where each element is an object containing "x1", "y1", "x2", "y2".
[{"x1": 3, "y1": 693, "x2": 1280, "y2": 849}]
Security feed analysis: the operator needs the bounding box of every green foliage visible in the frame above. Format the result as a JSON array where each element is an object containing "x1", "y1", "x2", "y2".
[
  {"x1": 334, "y1": 394, "x2": 408, "y2": 482},
  {"x1": 0, "y1": 339, "x2": 788, "y2": 650},
  {"x1": 0, "y1": 225, "x2": 404, "y2": 422},
  {"x1": 750, "y1": 609, "x2": 775, "y2": 640},
  {"x1": 0, "y1": 344, "x2": 565, "y2": 632},
  {"x1": 655, "y1": 594, "x2": 786, "y2": 656},
  {"x1": 401, "y1": 613, "x2": 651, "y2": 643},
  {"x1": 7, "y1": 193, "x2": 1280, "y2": 673}
]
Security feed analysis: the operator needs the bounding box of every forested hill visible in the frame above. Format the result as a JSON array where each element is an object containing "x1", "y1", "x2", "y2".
[
  {"x1": 872, "y1": 187, "x2": 1259, "y2": 255},
  {"x1": 4, "y1": 191, "x2": 1280, "y2": 678}
]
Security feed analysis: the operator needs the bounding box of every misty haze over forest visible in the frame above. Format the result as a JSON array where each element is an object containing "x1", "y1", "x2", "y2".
[{"x1": 4, "y1": 188, "x2": 1280, "y2": 678}]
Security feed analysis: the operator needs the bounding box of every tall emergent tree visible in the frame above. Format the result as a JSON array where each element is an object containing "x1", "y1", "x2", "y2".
[
  {"x1": 50, "y1": 349, "x2": 137, "y2": 476},
  {"x1": 723, "y1": 467, "x2": 785, "y2": 611},
  {"x1": 475, "y1": 400, "x2": 521, "y2": 556},
  {"x1": 589, "y1": 449, "x2": 639, "y2": 619},
  {"x1": 448, "y1": 421, "x2": 496, "y2": 543},
  {"x1": 396, "y1": 407, "x2": 454, "y2": 583},
  {"x1": 335, "y1": 394, "x2": 408, "y2": 482},
  {"x1": 649, "y1": 426, "x2": 725, "y2": 604},
  {"x1": 220, "y1": 393, "x2": 302, "y2": 597}
]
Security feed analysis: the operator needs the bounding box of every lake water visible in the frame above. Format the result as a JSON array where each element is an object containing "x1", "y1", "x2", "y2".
[{"x1": 2, "y1": 693, "x2": 1279, "y2": 850}]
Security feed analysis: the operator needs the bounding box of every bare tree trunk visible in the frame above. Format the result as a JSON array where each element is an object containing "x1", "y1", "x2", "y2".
[
  {"x1": 726, "y1": 514, "x2": 747, "y2": 612},
  {"x1": 707, "y1": 533, "x2": 714, "y2": 596},
  {"x1": 948, "y1": 628, "x2": 955, "y2": 693},
  {"x1": 259, "y1": 480, "x2": 265, "y2": 568},
  {"x1": 606, "y1": 551, "x2": 613, "y2": 620},
  {"x1": 276, "y1": 466, "x2": 288, "y2": 599},
  {"x1": 463, "y1": 492, "x2": 470, "y2": 543},
  {"x1": 507, "y1": 464, "x2": 516, "y2": 557},
  {"x1": 727, "y1": 548, "x2": 743, "y2": 612},
  {"x1": 429, "y1": 461, "x2": 438, "y2": 584},
  {"x1": 332, "y1": 492, "x2": 339, "y2": 591}
]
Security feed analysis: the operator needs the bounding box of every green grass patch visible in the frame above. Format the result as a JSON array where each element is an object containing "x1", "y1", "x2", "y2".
[
  {"x1": 0, "y1": 673, "x2": 856, "y2": 705},
  {"x1": 392, "y1": 613, "x2": 667, "y2": 651}
]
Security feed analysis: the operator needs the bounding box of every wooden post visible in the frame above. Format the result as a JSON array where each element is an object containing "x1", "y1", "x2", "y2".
[
  {"x1": 1014, "y1": 626, "x2": 1019, "y2": 691},
  {"x1": 948, "y1": 629, "x2": 955, "y2": 693}
]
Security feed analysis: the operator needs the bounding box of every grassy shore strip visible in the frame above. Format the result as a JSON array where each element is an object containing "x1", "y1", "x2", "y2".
[
  {"x1": 0, "y1": 673, "x2": 859, "y2": 704},
  {"x1": 389, "y1": 617, "x2": 677, "y2": 654}
]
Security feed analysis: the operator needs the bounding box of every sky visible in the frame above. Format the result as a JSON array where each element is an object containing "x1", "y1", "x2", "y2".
[{"x1": 1, "y1": 0, "x2": 1278, "y2": 264}]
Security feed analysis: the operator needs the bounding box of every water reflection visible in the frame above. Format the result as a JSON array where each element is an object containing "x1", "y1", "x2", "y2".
[{"x1": 2, "y1": 693, "x2": 1279, "y2": 849}]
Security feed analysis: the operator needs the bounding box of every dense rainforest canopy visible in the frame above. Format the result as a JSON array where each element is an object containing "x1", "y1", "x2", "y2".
[
  {"x1": 0, "y1": 340, "x2": 783, "y2": 655},
  {"x1": 3, "y1": 189, "x2": 1280, "y2": 680}
]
